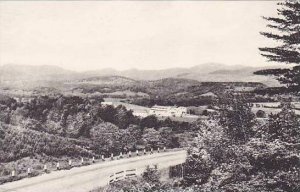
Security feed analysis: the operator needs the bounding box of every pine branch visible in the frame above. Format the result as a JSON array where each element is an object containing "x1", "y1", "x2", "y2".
[
  {"x1": 263, "y1": 16, "x2": 286, "y2": 25},
  {"x1": 259, "y1": 47, "x2": 300, "y2": 63},
  {"x1": 284, "y1": 1, "x2": 300, "y2": 9},
  {"x1": 278, "y1": 9, "x2": 300, "y2": 25},
  {"x1": 260, "y1": 32, "x2": 284, "y2": 41},
  {"x1": 287, "y1": 31, "x2": 300, "y2": 44}
]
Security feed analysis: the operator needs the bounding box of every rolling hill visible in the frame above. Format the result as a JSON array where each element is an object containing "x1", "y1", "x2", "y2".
[
  {"x1": 0, "y1": 63, "x2": 284, "y2": 89},
  {"x1": 76, "y1": 63, "x2": 282, "y2": 86}
]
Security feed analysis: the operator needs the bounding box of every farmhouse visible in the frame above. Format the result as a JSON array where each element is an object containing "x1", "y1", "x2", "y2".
[
  {"x1": 148, "y1": 105, "x2": 188, "y2": 117},
  {"x1": 101, "y1": 99, "x2": 199, "y2": 120}
]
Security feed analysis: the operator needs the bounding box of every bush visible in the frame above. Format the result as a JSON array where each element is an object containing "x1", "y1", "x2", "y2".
[
  {"x1": 256, "y1": 110, "x2": 266, "y2": 118},
  {"x1": 142, "y1": 165, "x2": 160, "y2": 184}
]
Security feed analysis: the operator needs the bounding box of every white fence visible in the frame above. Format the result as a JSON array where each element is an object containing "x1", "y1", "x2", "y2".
[
  {"x1": 109, "y1": 169, "x2": 137, "y2": 184},
  {"x1": 6, "y1": 147, "x2": 175, "y2": 182}
]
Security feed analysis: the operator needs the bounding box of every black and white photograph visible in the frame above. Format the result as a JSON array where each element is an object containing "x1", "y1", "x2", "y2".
[{"x1": 0, "y1": 0, "x2": 299, "y2": 191}]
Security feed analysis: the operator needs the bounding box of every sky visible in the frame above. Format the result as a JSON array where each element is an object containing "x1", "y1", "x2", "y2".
[{"x1": 0, "y1": 1, "x2": 281, "y2": 72}]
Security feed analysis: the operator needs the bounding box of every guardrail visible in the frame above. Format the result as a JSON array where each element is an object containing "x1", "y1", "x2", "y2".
[
  {"x1": 109, "y1": 169, "x2": 137, "y2": 184},
  {"x1": 1, "y1": 147, "x2": 182, "y2": 185}
]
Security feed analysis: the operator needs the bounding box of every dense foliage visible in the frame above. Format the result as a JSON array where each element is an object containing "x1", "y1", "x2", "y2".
[
  {"x1": 218, "y1": 94, "x2": 256, "y2": 143},
  {"x1": 92, "y1": 94, "x2": 299, "y2": 192},
  {"x1": 181, "y1": 98, "x2": 300, "y2": 191},
  {"x1": 0, "y1": 95, "x2": 188, "y2": 166}
]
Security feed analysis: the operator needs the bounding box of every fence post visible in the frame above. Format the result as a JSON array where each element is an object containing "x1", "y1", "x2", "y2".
[
  {"x1": 27, "y1": 167, "x2": 31, "y2": 176},
  {"x1": 56, "y1": 162, "x2": 60, "y2": 170},
  {"x1": 69, "y1": 160, "x2": 72, "y2": 167},
  {"x1": 144, "y1": 149, "x2": 146, "y2": 155},
  {"x1": 163, "y1": 147, "x2": 166, "y2": 152},
  {"x1": 92, "y1": 156, "x2": 95, "y2": 163},
  {"x1": 11, "y1": 170, "x2": 15, "y2": 177},
  {"x1": 151, "y1": 148, "x2": 153, "y2": 154},
  {"x1": 134, "y1": 168, "x2": 137, "y2": 177},
  {"x1": 136, "y1": 150, "x2": 139, "y2": 156},
  {"x1": 111, "y1": 153, "x2": 114, "y2": 160},
  {"x1": 102, "y1": 155, "x2": 105, "y2": 161},
  {"x1": 81, "y1": 157, "x2": 84, "y2": 165},
  {"x1": 44, "y1": 164, "x2": 47, "y2": 172}
]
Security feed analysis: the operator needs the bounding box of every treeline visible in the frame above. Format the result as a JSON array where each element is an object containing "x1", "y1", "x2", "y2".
[
  {"x1": 254, "y1": 86, "x2": 300, "y2": 96},
  {"x1": 74, "y1": 78, "x2": 268, "y2": 107},
  {"x1": 130, "y1": 97, "x2": 214, "y2": 107}
]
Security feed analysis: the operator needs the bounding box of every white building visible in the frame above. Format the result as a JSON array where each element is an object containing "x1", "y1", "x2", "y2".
[
  {"x1": 148, "y1": 105, "x2": 188, "y2": 117},
  {"x1": 101, "y1": 101, "x2": 114, "y2": 106},
  {"x1": 101, "y1": 101, "x2": 195, "y2": 119}
]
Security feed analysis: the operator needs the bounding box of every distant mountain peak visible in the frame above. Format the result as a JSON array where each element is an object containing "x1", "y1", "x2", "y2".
[{"x1": 0, "y1": 63, "x2": 282, "y2": 87}]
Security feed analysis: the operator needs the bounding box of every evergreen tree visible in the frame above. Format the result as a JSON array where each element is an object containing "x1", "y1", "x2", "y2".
[{"x1": 259, "y1": 1, "x2": 300, "y2": 92}]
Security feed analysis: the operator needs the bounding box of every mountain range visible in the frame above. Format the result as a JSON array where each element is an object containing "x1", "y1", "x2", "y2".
[{"x1": 0, "y1": 63, "x2": 284, "y2": 88}]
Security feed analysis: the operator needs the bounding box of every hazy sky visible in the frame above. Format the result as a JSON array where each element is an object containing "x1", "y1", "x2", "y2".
[{"x1": 0, "y1": 1, "x2": 280, "y2": 71}]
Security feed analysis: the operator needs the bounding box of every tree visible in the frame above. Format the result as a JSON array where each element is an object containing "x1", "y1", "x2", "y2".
[
  {"x1": 142, "y1": 165, "x2": 160, "y2": 184},
  {"x1": 218, "y1": 94, "x2": 256, "y2": 144},
  {"x1": 141, "y1": 128, "x2": 163, "y2": 149},
  {"x1": 90, "y1": 122, "x2": 123, "y2": 154},
  {"x1": 159, "y1": 127, "x2": 180, "y2": 148},
  {"x1": 97, "y1": 105, "x2": 117, "y2": 124},
  {"x1": 256, "y1": 110, "x2": 266, "y2": 118},
  {"x1": 140, "y1": 115, "x2": 158, "y2": 129},
  {"x1": 119, "y1": 125, "x2": 142, "y2": 150},
  {"x1": 184, "y1": 154, "x2": 213, "y2": 186},
  {"x1": 264, "y1": 102, "x2": 300, "y2": 143},
  {"x1": 259, "y1": 1, "x2": 300, "y2": 91},
  {"x1": 115, "y1": 105, "x2": 136, "y2": 129}
]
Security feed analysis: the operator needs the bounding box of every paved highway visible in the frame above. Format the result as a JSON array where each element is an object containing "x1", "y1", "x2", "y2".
[{"x1": 0, "y1": 150, "x2": 187, "y2": 192}]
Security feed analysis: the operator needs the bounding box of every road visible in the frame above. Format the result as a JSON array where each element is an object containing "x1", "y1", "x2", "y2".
[{"x1": 0, "y1": 150, "x2": 187, "y2": 192}]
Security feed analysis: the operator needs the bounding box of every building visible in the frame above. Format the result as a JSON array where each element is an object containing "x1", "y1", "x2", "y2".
[
  {"x1": 101, "y1": 100, "x2": 197, "y2": 119},
  {"x1": 148, "y1": 105, "x2": 188, "y2": 117},
  {"x1": 101, "y1": 101, "x2": 114, "y2": 106},
  {"x1": 200, "y1": 92, "x2": 217, "y2": 98}
]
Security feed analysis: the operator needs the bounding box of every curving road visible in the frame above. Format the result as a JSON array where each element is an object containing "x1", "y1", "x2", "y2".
[{"x1": 0, "y1": 150, "x2": 187, "y2": 192}]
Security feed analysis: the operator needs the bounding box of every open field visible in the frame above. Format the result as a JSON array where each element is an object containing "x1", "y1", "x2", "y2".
[{"x1": 252, "y1": 102, "x2": 300, "y2": 115}]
